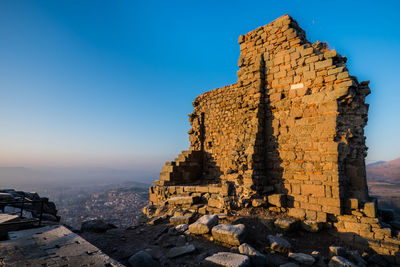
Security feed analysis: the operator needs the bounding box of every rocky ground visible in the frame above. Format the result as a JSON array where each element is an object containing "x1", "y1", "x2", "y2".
[{"x1": 79, "y1": 209, "x2": 394, "y2": 267}]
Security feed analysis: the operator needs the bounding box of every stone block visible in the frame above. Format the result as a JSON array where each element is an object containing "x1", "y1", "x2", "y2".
[
  {"x1": 167, "y1": 244, "x2": 196, "y2": 258},
  {"x1": 301, "y1": 184, "x2": 325, "y2": 197},
  {"x1": 315, "y1": 59, "x2": 333, "y2": 70},
  {"x1": 168, "y1": 196, "x2": 200, "y2": 206},
  {"x1": 238, "y1": 243, "x2": 266, "y2": 267},
  {"x1": 268, "y1": 194, "x2": 286, "y2": 207},
  {"x1": 170, "y1": 215, "x2": 194, "y2": 225},
  {"x1": 188, "y1": 214, "x2": 218, "y2": 235},
  {"x1": 328, "y1": 256, "x2": 356, "y2": 267},
  {"x1": 288, "y1": 252, "x2": 315, "y2": 265},
  {"x1": 212, "y1": 224, "x2": 246, "y2": 246},
  {"x1": 363, "y1": 202, "x2": 377, "y2": 218},
  {"x1": 288, "y1": 208, "x2": 305, "y2": 219},
  {"x1": 203, "y1": 252, "x2": 250, "y2": 267}
]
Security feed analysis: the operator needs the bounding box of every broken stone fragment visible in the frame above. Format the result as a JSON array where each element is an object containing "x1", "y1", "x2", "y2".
[
  {"x1": 329, "y1": 246, "x2": 348, "y2": 258},
  {"x1": 188, "y1": 214, "x2": 218, "y2": 234},
  {"x1": 203, "y1": 252, "x2": 251, "y2": 267},
  {"x1": 212, "y1": 224, "x2": 246, "y2": 246},
  {"x1": 167, "y1": 244, "x2": 196, "y2": 258},
  {"x1": 175, "y1": 224, "x2": 188, "y2": 233},
  {"x1": 347, "y1": 250, "x2": 367, "y2": 267},
  {"x1": 169, "y1": 214, "x2": 194, "y2": 225},
  {"x1": 328, "y1": 256, "x2": 357, "y2": 267},
  {"x1": 251, "y1": 198, "x2": 265, "y2": 207},
  {"x1": 238, "y1": 243, "x2": 266, "y2": 267},
  {"x1": 128, "y1": 250, "x2": 160, "y2": 267},
  {"x1": 267, "y1": 234, "x2": 291, "y2": 254},
  {"x1": 274, "y1": 218, "x2": 298, "y2": 231},
  {"x1": 288, "y1": 252, "x2": 315, "y2": 265}
]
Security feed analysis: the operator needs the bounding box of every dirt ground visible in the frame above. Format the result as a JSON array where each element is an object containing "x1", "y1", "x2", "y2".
[{"x1": 79, "y1": 212, "x2": 367, "y2": 267}]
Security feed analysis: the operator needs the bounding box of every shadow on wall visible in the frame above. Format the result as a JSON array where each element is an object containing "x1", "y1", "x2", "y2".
[
  {"x1": 253, "y1": 56, "x2": 285, "y2": 200},
  {"x1": 200, "y1": 151, "x2": 223, "y2": 185}
]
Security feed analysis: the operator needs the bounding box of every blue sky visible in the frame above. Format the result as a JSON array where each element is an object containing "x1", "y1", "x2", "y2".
[{"x1": 0, "y1": 0, "x2": 399, "y2": 173}]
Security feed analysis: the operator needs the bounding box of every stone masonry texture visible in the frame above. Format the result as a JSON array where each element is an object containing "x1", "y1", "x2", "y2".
[{"x1": 148, "y1": 15, "x2": 400, "y2": 261}]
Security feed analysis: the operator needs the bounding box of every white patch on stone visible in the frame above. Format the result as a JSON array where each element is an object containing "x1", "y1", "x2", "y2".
[{"x1": 290, "y1": 83, "x2": 304, "y2": 90}]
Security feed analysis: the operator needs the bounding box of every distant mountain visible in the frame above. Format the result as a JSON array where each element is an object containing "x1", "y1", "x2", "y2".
[
  {"x1": 367, "y1": 157, "x2": 400, "y2": 184},
  {"x1": 367, "y1": 161, "x2": 386, "y2": 167}
]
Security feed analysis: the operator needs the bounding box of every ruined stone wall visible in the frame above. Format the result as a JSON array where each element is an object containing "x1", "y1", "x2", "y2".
[
  {"x1": 147, "y1": 14, "x2": 400, "y2": 259},
  {"x1": 186, "y1": 15, "x2": 371, "y2": 219}
]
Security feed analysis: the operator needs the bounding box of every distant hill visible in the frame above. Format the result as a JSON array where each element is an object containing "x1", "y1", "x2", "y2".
[
  {"x1": 366, "y1": 161, "x2": 386, "y2": 167},
  {"x1": 367, "y1": 157, "x2": 400, "y2": 184}
]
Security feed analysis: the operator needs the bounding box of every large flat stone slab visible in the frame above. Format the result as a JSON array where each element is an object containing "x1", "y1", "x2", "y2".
[
  {"x1": 211, "y1": 224, "x2": 246, "y2": 246},
  {"x1": 189, "y1": 214, "x2": 218, "y2": 234},
  {"x1": 203, "y1": 252, "x2": 251, "y2": 267},
  {"x1": 0, "y1": 214, "x2": 19, "y2": 224},
  {"x1": 167, "y1": 244, "x2": 196, "y2": 258},
  {"x1": 0, "y1": 225, "x2": 125, "y2": 266}
]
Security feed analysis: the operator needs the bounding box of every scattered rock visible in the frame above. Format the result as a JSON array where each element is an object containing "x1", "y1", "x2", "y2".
[
  {"x1": 203, "y1": 252, "x2": 251, "y2": 267},
  {"x1": 347, "y1": 250, "x2": 366, "y2": 267},
  {"x1": 288, "y1": 252, "x2": 315, "y2": 265},
  {"x1": 144, "y1": 247, "x2": 163, "y2": 260},
  {"x1": 81, "y1": 219, "x2": 115, "y2": 233},
  {"x1": 311, "y1": 251, "x2": 321, "y2": 259},
  {"x1": 189, "y1": 214, "x2": 219, "y2": 234},
  {"x1": 301, "y1": 220, "x2": 322, "y2": 232},
  {"x1": 251, "y1": 199, "x2": 265, "y2": 207},
  {"x1": 167, "y1": 244, "x2": 196, "y2": 258},
  {"x1": 128, "y1": 250, "x2": 160, "y2": 267},
  {"x1": 274, "y1": 218, "x2": 298, "y2": 231},
  {"x1": 212, "y1": 224, "x2": 246, "y2": 246},
  {"x1": 148, "y1": 215, "x2": 168, "y2": 225},
  {"x1": 238, "y1": 243, "x2": 266, "y2": 267},
  {"x1": 268, "y1": 235, "x2": 291, "y2": 254},
  {"x1": 329, "y1": 246, "x2": 348, "y2": 258},
  {"x1": 170, "y1": 215, "x2": 194, "y2": 225},
  {"x1": 175, "y1": 224, "x2": 188, "y2": 233},
  {"x1": 328, "y1": 256, "x2": 356, "y2": 267}
]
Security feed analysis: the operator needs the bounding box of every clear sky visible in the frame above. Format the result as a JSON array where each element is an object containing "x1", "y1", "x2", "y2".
[{"x1": 0, "y1": 0, "x2": 399, "y2": 174}]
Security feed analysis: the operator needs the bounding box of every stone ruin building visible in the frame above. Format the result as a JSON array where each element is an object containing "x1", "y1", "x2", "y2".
[{"x1": 148, "y1": 15, "x2": 400, "y2": 259}]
